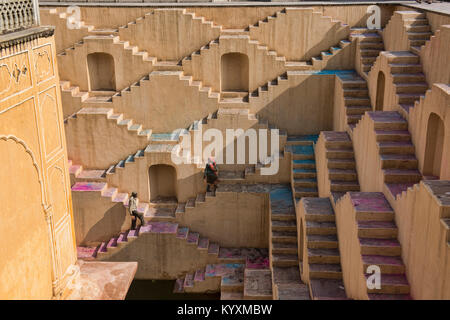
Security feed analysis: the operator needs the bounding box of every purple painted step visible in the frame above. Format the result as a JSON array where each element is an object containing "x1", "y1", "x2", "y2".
[
  {"x1": 72, "y1": 182, "x2": 107, "y2": 192},
  {"x1": 141, "y1": 221, "x2": 178, "y2": 234},
  {"x1": 194, "y1": 269, "x2": 205, "y2": 282},
  {"x1": 173, "y1": 278, "x2": 184, "y2": 293},
  {"x1": 176, "y1": 227, "x2": 189, "y2": 239},
  {"x1": 184, "y1": 273, "x2": 194, "y2": 288},
  {"x1": 208, "y1": 242, "x2": 220, "y2": 255},
  {"x1": 117, "y1": 231, "x2": 129, "y2": 243},
  {"x1": 107, "y1": 237, "x2": 118, "y2": 248},
  {"x1": 198, "y1": 237, "x2": 209, "y2": 249},
  {"x1": 349, "y1": 192, "x2": 393, "y2": 213},
  {"x1": 98, "y1": 242, "x2": 108, "y2": 253},
  {"x1": 187, "y1": 232, "x2": 200, "y2": 245}
]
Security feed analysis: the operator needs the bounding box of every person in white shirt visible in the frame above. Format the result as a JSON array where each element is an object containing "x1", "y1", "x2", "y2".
[{"x1": 129, "y1": 192, "x2": 145, "y2": 230}]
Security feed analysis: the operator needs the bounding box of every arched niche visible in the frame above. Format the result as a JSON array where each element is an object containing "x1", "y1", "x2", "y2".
[
  {"x1": 148, "y1": 164, "x2": 177, "y2": 201},
  {"x1": 423, "y1": 113, "x2": 445, "y2": 178},
  {"x1": 87, "y1": 52, "x2": 116, "y2": 92},
  {"x1": 220, "y1": 52, "x2": 249, "y2": 94},
  {"x1": 375, "y1": 71, "x2": 385, "y2": 111}
]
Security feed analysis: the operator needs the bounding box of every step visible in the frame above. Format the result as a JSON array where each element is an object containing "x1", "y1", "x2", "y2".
[
  {"x1": 309, "y1": 279, "x2": 347, "y2": 300},
  {"x1": 380, "y1": 154, "x2": 418, "y2": 169},
  {"x1": 359, "y1": 238, "x2": 402, "y2": 256},
  {"x1": 307, "y1": 234, "x2": 338, "y2": 249},
  {"x1": 306, "y1": 221, "x2": 337, "y2": 235},
  {"x1": 276, "y1": 283, "x2": 310, "y2": 300},
  {"x1": 330, "y1": 180, "x2": 360, "y2": 192},
  {"x1": 377, "y1": 141, "x2": 415, "y2": 154},
  {"x1": 271, "y1": 220, "x2": 297, "y2": 232},
  {"x1": 294, "y1": 187, "x2": 318, "y2": 198},
  {"x1": 327, "y1": 158, "x2": 356, "y2": 169},
  {"x1": 309, "y1": 263, "x2": 343, "y2": 279},
  {"x1": 345, "y1": 105, "x2": 372, "y2": 115},
  {"x1": 375, "y1": 129, "x2": 411, "y2": 141},
  {"x1": 293, "y1": 178, "x2": 317, "y2": 188},
  {"x1": 365, "y1": 273, "x2": 409, "y2": 294},
  {"x1": 383, "y1": 169, "x2": 421, "y2": 183},
  {"x1": 243, "y1": 269, "x2": 273, "y2": 300},
  {"x1": 308, "y1": 248, "x2": 340, "y2": 264},
  {"x1": 397, "y1": 93, "x2": 424, "y2": 104},
  {"x1": 272, "y1": 231, "x2": 297, "y2": 243},
  {"x1": 389, "y1": 63, "x2": 423, "y2": 73},
  {"x1": 368, "y1": 293, "x2": 412, "y2": 300},
  {"x1": 358, "y1": 221, "x2": 398, "y2": 239},
  {"x1": 144, "y1": 206, "x2": 176, "y2": 221},
  {"x1": 293, "y1": 168, "x2": 317, "y2": 179},
  {"x1": 392, "y1": 73, "x2": 425, "y2": 83},
  {"x1": 272, "y1": 253, "x2": 299, "y2": 267},
  {"x1": 362, "y1": 255, "x2": 405, "y2": 274},
  {"x1": 394, "y1": 82, "x2": 428, "y2": 93},
  {"x1": 328, "y1": 168, "x2": 357, "y2": 181},
  {"x1": 271, "y1": 242, "x2": 298, "y2": 255}
]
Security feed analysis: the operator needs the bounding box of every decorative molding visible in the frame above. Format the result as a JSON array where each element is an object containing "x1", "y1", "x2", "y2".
[{"x1": 0, "y1": 26, "x2": 55, "y2": 49}]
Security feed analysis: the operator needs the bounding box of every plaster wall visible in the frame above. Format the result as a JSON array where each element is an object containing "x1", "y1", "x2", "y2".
[
  {"x1": 0, "y1": 34, "x2": 77, "y2": 299},
  {"x1": 390, "y1": 182, "x2": 450, "y2": 299},
  {"x1": 101, "y1": 231, "x2": 218, "y2": 279},
  {"x1": 176, "y1": 191, "x2": 270, "y2": 248},
  {"x1": 409, "y1": 84, "x2": 450, "y2": 179},
  {"x1": 352, "y1": 113, "x2": 384, "y2": 192},
  {"x1": 334, "y1": 194, "x2": 369, "y2": 300},
  {"x1": 314, "y1": 132, "x2": 332, "y2": 198},
  {"x1": 419, "y1": 25, "x2": 450, "y2": 86}
]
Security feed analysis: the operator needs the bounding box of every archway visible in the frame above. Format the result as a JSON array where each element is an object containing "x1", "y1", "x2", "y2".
[
  {"x1": 87, "y1": 52, "x2": 116, "y2": 91},
  {"x1": 148, "y1": 164, "x2": 177, "y2": 201},
  {"x1": 375, "y1": 71, "x2": 385, "y2": 111},
  {"x1": 221, "y1": 52, "x2": 249, "y2": 94},
  {"x1": 423, "y1": 113, "x2": 444, "y2": 178}
]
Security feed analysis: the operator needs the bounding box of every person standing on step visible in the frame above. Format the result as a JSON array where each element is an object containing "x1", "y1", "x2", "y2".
[
  {"x1": 204, "y1": 157, "x2": 219, "y2": 193},
  {"x1": 129, "y1": 192, "x2": 145, "y2": 230}
]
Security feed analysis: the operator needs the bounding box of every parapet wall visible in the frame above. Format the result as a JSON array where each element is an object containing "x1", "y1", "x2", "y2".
[{"x1": 391, "y1": 181, "x2": 450, "y2": 299}]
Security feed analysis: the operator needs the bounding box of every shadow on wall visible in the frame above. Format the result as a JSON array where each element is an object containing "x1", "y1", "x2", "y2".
[
  {"x1": 83, "y1": 202, "x2": 128, "y2": 245},
  {"x1": 255, "y1": 73, "x2": 336, "y2": 135}
]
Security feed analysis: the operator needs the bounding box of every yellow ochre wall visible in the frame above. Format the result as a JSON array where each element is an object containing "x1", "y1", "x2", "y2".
[{"x1": 0, "y1": 32, "x2": 77, "y2": 299}]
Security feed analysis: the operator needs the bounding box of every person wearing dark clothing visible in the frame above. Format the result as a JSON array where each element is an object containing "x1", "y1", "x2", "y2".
[
  {"x1": 129, "y1": 192, "x2": 145, "y2": 230},
  {"x1": 204, "y1": 157, "x2": 219, "y2": 193}
]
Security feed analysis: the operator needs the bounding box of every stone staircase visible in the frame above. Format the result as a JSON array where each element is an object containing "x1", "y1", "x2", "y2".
[
  {"x1": 90, "y1": 222, "x2": 221, "y2": 263},
  {"x1": 369, "y1": 112, "x2": 422, "y2": 198},
  {"x1": 351, "y1": 28, "x2": 385, "y2": 76},
  {"x1": 387, "y1": 52, "x2": 428, "y2": 118},
  {"x1": 173, "y1": 248, "x2": 271, "y2": 299},
  {"x1": 402, "y1": 11, "x2": 433, "y2": 55},
  {"x1": 269, "y1": 185, "x2": 310, "y2": 300},
  {"x1": 118, "y1": 9, "x2": 221, "y2": 63},
  {"x1": 345, "y1": 192, "x2": 411, "y2": 299},
  {"x1": 284, "y1": 39, "x2": 352, "y2": 72},
  {"x1": 248, "y1": 7, "x2": 351, "y2": 69},
  {"x1": 301, "y1": 198, "x2": 347, "y2": 300},
  {"x1": 42, "y1": 8, "x2": 119, "y2": 53},
  {"x1": 337, "y1": 71, "x2": 372, "y2": 133},
  {"x1": 321, "y1": 132, "x2": 360, "y2": 202},
  {"x1": 285, "y1": 135, "x2": 319, "y2": 204},
  {"x1": 64, "y1": 107, "x2": 153, "y2": 166}
]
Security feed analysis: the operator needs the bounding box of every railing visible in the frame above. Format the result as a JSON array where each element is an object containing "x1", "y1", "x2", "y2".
[{"x1": 0, "y1": 0, "x2": 40, "y2": 35}]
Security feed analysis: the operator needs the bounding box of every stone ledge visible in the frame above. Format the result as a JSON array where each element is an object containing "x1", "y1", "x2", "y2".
[
  {"x1": 65, "y1": 260, "x2": 137, "y2": 300},
  {"x1": 0, "y1": 26, "x2": 55, "y2": 49}
]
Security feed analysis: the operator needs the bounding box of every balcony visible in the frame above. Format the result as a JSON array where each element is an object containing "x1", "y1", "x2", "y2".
[{"x1": 0, "y1": 0, "x2": 40, "y2": 35}]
